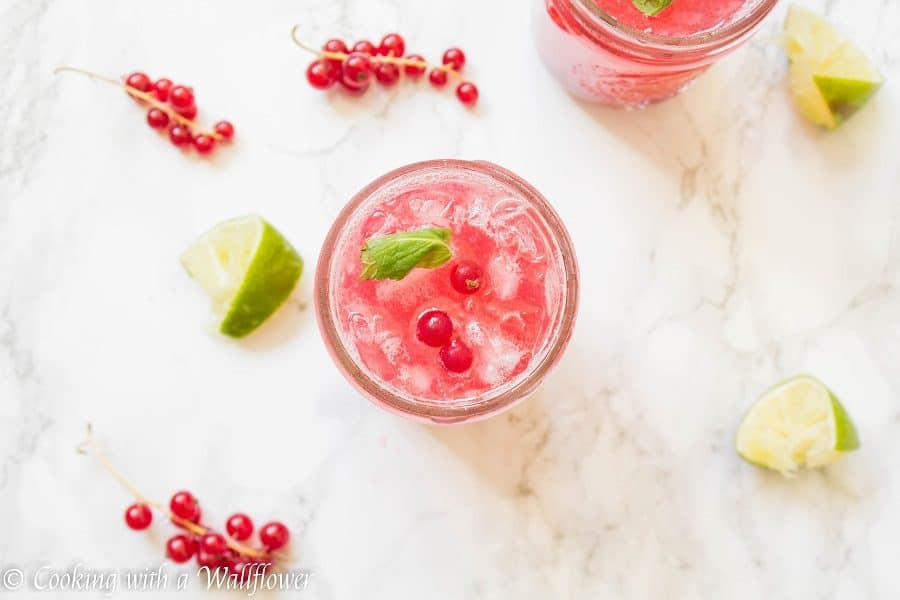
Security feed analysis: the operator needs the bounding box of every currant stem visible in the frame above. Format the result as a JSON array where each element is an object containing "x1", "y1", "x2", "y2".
[
  {"x1": 53, "y1": 67, "x2": 224, "y2": 140},
  {"x1": 78, "y1": 424, "x2": 266, "y2": 558},
  {"x1": 289, "y1": 25, "x2": 461, "y2": 79}
]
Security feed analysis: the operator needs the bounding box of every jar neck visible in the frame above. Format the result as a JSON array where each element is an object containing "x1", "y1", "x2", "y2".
[{"x1": 550, "y1": 0, "x2": 777, "y2": 64}]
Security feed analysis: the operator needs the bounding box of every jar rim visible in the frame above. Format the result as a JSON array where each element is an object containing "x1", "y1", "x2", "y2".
[{"x1": 314, "y1": 159, "x2": 580, "y2": 424}]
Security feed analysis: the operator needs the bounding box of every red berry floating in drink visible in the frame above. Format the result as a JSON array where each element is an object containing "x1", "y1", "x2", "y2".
[
  {"x1": 440, "y1": 339, "x2": 474, "y2": 373},
  {"x1": 77, "y1": 425, "x2": 290, "y2": 576},
  {"x1": 291, "y1": 27, "x2": 479, "y2": 107},
  {"x1": 450, "y1": 261, "x2": 483, "y2": 294},
  {"x1": 54, "y1": 67, "x2": 235, "y2": 155},
  {"x1": 416, "y1": 309, "x2": 454, "y2": 348}
]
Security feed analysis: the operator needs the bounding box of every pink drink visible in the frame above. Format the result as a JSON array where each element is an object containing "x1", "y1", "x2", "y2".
[
  {"x1": 591, "y1": 0, "x2": 749, "y2": 36},
  {"x1": 534, "y1": 0, "x2": 777, "y2": 106},
  {"x1": 316, "y1": 161, "x2": 579, "y2": 424}
]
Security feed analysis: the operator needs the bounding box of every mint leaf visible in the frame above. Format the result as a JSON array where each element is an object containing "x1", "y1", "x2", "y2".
[
  {"x1": 632, "y1": 0, "x2": 674, "y2": 16},
  {"x1": 359, "y1": 227, "x2": 453, "y2": 281}
]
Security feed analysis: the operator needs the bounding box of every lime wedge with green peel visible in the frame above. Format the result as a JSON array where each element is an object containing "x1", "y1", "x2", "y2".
[
  {"x1": 736, "y1": 375, "x2": 859, "y2": 475},
  {"x1": 181, "y1": 215, "x2": 303, "y2": 338},
  {"x1": 784, "y1": 5, "x2": 882, "y2": 129}
]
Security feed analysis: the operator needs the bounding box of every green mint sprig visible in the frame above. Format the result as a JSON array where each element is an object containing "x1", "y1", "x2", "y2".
[
  {"x1": 359, "y1": 227, "x2": 453, "y2": 281},
  {"x1": 632, "y1": 0, "x2": 674, "y2": 16}
]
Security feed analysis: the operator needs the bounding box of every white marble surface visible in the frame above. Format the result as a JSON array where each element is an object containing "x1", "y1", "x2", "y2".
[{"x1": 2, "y1": 0, "x2": 900, "y2": 598}]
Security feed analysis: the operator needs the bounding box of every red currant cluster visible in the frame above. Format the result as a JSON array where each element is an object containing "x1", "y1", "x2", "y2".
[
  {"x1": 293, "y1": 28, "x2": 479, "y2": 106},
  {"x1": 124, "y1": 72, "x2": 234, "y2": 153},
  {"x1": 55, "y1": 67, "x2": 234, "y2": 155},
  {"x1": 416, "y1": 261, "x2": 484, "y2": 372},
  {"x1": 79, "y1": 426, "x2": 289, "y2": 584},
  {"x1": 125, "y1": 490, "x2": 289, "y2": 578}
]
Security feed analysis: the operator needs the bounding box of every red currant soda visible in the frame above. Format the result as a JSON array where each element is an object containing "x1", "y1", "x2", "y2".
[
  {"x1": 534, "y1": 0, "x2": 777, "y2": 105},
  {"x1": 316, "y1": 161, "x2": 579, "y2": 424}
]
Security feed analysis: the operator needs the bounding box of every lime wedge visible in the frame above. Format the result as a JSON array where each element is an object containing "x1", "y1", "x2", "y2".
[
  {"x1": 181, "y1": 215, "x2": 303, "y2": 338},
  {"x1": 784, "y1": 5, "x2": 882, "y2": 128},
  {"x1": 735, "y1": 375, "x2": 859, "y2": 475}
]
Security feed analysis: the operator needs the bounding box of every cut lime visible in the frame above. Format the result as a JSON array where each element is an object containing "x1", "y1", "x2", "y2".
[
  {"x1": 735, "y1": 375, "x2": 859, "y2": 475},
  {"x1": 181, "y1": 215, "x2": 303, "y2": 338},
  {"x1": 784, "y1": 5, "x2": 882, "y2": 129}
]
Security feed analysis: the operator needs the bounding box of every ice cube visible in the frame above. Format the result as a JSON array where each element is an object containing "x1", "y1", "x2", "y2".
[
  {"x1": 486, "y1": 199, "x2": 546, "y2": 263},
  {"x1": 348, "y1": 311, "x2": 373, "y2": 342},
  {"x1": 498, "y1": 221, "x2": 544, "y2": 263},
  {"x1": 487, "y1": 255, "x2": 521, "y2": 300},
  {"x1": 490, "y1": 197, "x2": 526, "y2": 220},
  {"x1": 402, "y1": 366, "x2": 433, "y2": 394},
  {"x1": 358, "y1": 208, "x2": 398, "y2": 239},
  {"x1": 408, "y1": 195, "x2": 454, "y2": 223},
  {"x1": 375, "y1": 329, "x2": 406, "y2": 364},
  {"x1": 465, "y1": 320, "x2": 486, "y2": 346},
  {"x1": 474, "y1": 328, "x2": 526, "y2": 386},
  {"x1": 466, "y1": 197, "x2": 491, "y2": 228}
]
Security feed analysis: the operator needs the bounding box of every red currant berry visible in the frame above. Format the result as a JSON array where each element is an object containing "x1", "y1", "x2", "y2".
[
  {"x1": 456, "y1": 82, "x2": 479, "y2": 106},
  {"x1": 174, "y1": 104, "x2": 197, "y2": 120},
  {"x1": 342, "y1": 52, "x2": 373, "y2": 88},
  {"x1": 440, "y1": 340, "x2": 473, "y2": 373},
  {"x1": 153, "y1": 78, "x2": 173, "y2": 101},
  {"x1": 323, "y1": 38, "x2": 348, "y2": 69},
  {"x1": 428, "y1": 68, "x2": 448, "y2": 87},
  {"x1": 169, "y1": 491, "x2": 199, "y2": 519},
  {"x1": 351, "y1": 40, "x2": 377, "y2": 55},
  {"x1": 199, "y1": 533, "x2": 227, "y2": 555},
  {"x1": 259, "y1": 522, "x2": 290, "y2": 551},
  {"x1": 404, "y1": 54, "x2": 426, "y2": 77},
  {"x1": 171, "y1": 504, "x2": 201, "y2": 528},
  {"x1": 226, "y1": 513, "x2": 254, "y2": 541},
  {"x1": 168, "y1": 125, "x2": 192, "y2": 147},
  {"x1": 323, "y1": 38, "x2": 348, "y2": 54},
  {"x1": 146, "y1": 108, "x2": 169, "y2": 129},
  {"x1": 193, "y1": 134, "x2": 215, "y2": 154},
  {"x1": 416, "y1": 310, "x2": 453, "y2": 347},
  {"x1": 196, "y1": 550, "x2": 221, "y2": 569},
  {"x1": 307, "y1": 60, "x2": 336, "y2": 89},
  {"x1": 450, "y1": 261, "x2": 483, "y2": 293},
  {"x1": 442, "y1": 48, "x2": 466, "y2": 71},
  {"x1": 374, "y1": 63, "x2": 400, "y2": 86},
  {"x1": 166, "y1": 534, "x2": 196, "y2": 563},
  {"x1": 124, "y1": 503, "x2": 152, "y2": 530},
  {"x1": 213, "y1": 121, "x2": 234, "y2": 140},
  {"x1": 378, "y1": 33, "x2": 405, "y2": 57},
  {"x1": 125, "y1": 72, "x2": 152, "y2": 93},
  {"x1": 169, "y1": 85, "x2": 194, "y2": 108}
]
